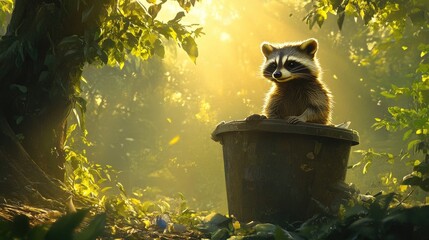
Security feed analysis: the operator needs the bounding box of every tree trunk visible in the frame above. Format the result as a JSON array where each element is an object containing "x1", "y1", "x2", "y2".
[
  {"x1": 0, "y1": 112, "x2": 68, "y2": 206},
  {"x1": 0, "y1": 0, "x2": 97, "y2": 203}
]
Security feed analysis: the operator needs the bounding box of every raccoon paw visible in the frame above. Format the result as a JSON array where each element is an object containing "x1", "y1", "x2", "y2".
[
  {"x1": 285, "y1": 116, "x2": 304, "y2": 124},
  {"x1": 245, "y1": 114, "x2": 267, "y2": 121}
]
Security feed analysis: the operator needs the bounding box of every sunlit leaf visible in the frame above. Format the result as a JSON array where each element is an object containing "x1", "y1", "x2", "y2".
[
  {"x1": 194, "y1": 27, "x2": 204, "y2": 37},
  {"x1": 380, "y1": 91, "x2": 396, "y2": 98},
  {"x1": 141, "y1": 201, "x2": 156, "y2": 212},
  {"x1": 413, "y1": 160, "x2": 422, "y2": 167},
  {"x1": 348, "y1": 161, "x2": 362, "y2": 169},
  {"x1": 363, "y1": 161, "x2": 371, "y2": 174},
  {"x1": 169, "y1": 135, "x2": 180, "y2": 145},
  {"x1": 402, "y1": 129, "x2": 413, "y2": 140},
  {"x1": 399, "y1": 185, "x2": 408, "y2": 192},
  {"x1": 72, "y1": 108, "x2": 81, "y2": 128},
  {"x1": 148, "y1": 3, "x2": 162, "y2": 18},
  {"x1": 116, "y1": 182, "x2": 127, "y2": 196},
  {"x1": 101, "y1": 187, "x2": 112, "y2": 193},
  {"x1": 407, "y1": 139, "x2": 421, "y2": 151},
  {"x1": 182, "y1": 36, "x2": 198, "y2": 63}
]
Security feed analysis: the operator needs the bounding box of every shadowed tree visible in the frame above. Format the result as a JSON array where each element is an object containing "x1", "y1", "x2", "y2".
[{"x1": 0, "y1": 0, "x2": 201, "y2": 205}]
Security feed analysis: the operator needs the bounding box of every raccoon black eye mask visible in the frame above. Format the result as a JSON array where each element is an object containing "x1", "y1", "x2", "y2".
[{"x1": 247, "y1": 38, "x2": 333, "y2": 124}]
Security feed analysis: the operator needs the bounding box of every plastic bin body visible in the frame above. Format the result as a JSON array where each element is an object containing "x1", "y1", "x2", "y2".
[{"x1": 212, "y1": 120, "x2": 359, "y2": 223}]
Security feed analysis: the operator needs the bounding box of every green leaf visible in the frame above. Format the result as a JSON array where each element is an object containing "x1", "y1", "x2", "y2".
[
  {"x1": 254, "y1": 223, "x2": 276, "y2": 233},
  {"x1": 402, "y1": 174, "x2": 422, "y2": 186},
  {"x1": 194, "y1": 27, "x2": 204, "y2": 37},
  {"x1": 44, "y1": 54, "x2": 56, "y2": 69},
  {"x1": 363, "y1": 161, "x2": 371, "y2": 174},
  {"x1": 274, "y1": 226, "x2": 294, "y2": 240},
  {"x1": 148, "y1": 4, "x2": 162, "y2": 18},
  {"x1": 153, "y1": 39, "x2": 165, "y2": 58},
  {"x1": 182, "y1": 36, "x2": 198, "y2": 64},
  {"x1": 9, "y1": 84, "x2": 27, "y2": 93},
  {"x1": 141, "y1": 201, "x2": 156, "y2": 212},
  {"x1": 170, "y1": 11, "x2": 185, "y2": 23},
  {"x1": 211, "y1": 228, "x2": 229, "y2": 240},
  {"x1": 380, "y1": 91, "x2": 396, "y2": 98},
  {"x1": 101, "y1": 38, "x2": 115, "y2": 50},
  {"x1": 15, "y1": 116, "x2": 23, "y2": 125},
  {"x1": 316, "y1": 8, "x2": 327, "y2": 20},
  {"x1": 59, "y1": 35, "x2": 81, "y2": 46},
  {"x1": 126, "y1": 32, "x2": 139, "y2": 48},
  {"x1": 45, "y1": 209, "x2": 89, "y2": 240},
  {"x1": 407, "y1": 139, "x2": 421, "y2": 151},
  {"x1": 98, "y1": 49, "x2": 108, "y2": 64},
  {"x1": 75, "y1": 96, "x2": 87, "y2": 113},
  {"x1": 74, "y1": 213, "x2": 106, "y2": 240},
  {"x1": 337, "y1": 11, "x2": 345, "y2": 30},
  {"x1": 403, "y1": 129, "x2": 413, "y2": 140},
  {"x1": 101, "y1": 186, "x2": 112, "y2": 193}
]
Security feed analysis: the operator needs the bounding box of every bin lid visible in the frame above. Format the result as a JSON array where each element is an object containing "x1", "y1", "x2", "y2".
[{"x1": 212, "y1": 119, "x2": 359, "y2": 146}]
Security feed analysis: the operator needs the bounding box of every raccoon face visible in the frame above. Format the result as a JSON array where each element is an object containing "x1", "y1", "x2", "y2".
[{"x1": 261, "y1": 38, "x2": 320, "y2": 83}]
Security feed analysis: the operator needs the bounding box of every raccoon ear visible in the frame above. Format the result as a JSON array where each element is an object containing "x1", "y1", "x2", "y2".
[
  {"x1": 261, "y1": 42, "x2": 275, "y2": 58},
  {"x1": 300, "y1": 38, "x2": 318, "y2": 58}
]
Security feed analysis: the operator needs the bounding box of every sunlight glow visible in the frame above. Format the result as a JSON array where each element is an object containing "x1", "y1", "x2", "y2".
[{"x1": 219, "y1": 32, "x2": 231, "y2": 42}]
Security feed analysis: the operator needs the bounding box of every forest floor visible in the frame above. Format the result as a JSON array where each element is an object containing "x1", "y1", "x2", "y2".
[
  {"x1": 3, "y1": 194, "x2": 429, "y2": 240},
  {"x1": 0, "y1": 202, "x2": 207, "y2": 239}
]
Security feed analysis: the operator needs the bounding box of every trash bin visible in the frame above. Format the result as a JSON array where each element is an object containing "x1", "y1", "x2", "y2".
[{"x1": 212, "y1": 119, "x2": 359, "y2": 223}]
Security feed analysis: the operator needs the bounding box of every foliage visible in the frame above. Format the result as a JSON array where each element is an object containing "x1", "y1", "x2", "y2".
[
  {"x1": 304, "y1": 0, "x2": 428, "y2": 31},
  {"x1": 304, "y1": 0, "x2": 429, "y2": 193},
  {"x1": 2, "y1": 193, "x2": 429, "y2": 239},
  {"x1": 0, "y1": 0, "x2": 203, "y2": 179},
  {"x1": 63, "y1": 0, "x2": 204, "y2": 133},
  {"x1": 294, "y1": 193, "x2": 429, "y2": 240},
  {"x1": 0, "y1": 0, "x2": 12, "y2": 34},
  {"x1": 168, "y1": 193, "x2": 429, "y2": 240},
  {"x1": 0, "y1": 209, "x2": 106, "y2": 240},
  {"x1": 0, "y1": 0, "x2": 206, "y2": 199},
  {"x1": 73, "y1": 53, "x2": 224, "y2": 209},
  {"x1": 94, "y1": 0, "x2": 203, "y2": 68},
  {"x1": 63, "y1": 120, "x2": 210, "y2": 237},
  {"x1": 373, "y1": 44, "x2": 429, "y2": 191},
  {"x1": 64, "y1": 123, "x2": 120, "y2": 205}
]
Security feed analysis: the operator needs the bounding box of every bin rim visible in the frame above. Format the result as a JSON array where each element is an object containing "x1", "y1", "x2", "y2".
[{"x1": 212, "y1": 119, "x2": 359, "y2": 146}]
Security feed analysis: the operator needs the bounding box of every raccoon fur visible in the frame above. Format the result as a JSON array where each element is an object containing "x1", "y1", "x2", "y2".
[{"x1": 247, "y1": 38, "x2": 332, "y2": 124}]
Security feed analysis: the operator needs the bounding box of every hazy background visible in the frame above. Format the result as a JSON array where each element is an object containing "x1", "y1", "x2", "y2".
[{"x1": 74, "y1": 0, "x2": 411, "y2": 212}]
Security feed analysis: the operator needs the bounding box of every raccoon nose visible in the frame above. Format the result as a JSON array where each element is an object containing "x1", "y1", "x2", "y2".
[{"x1": 273, "y1": 71, "x2": 282, "y2": 79}]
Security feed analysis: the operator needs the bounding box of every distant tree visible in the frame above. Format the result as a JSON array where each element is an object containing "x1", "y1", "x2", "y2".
[{"x1": 0, "y1": 0, "x2": 201, "y2": 205}]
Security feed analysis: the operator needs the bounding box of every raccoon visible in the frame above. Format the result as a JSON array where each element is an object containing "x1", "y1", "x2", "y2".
[{"x1": 247, "y1": 38, "x2": 332, "y2": 124}]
